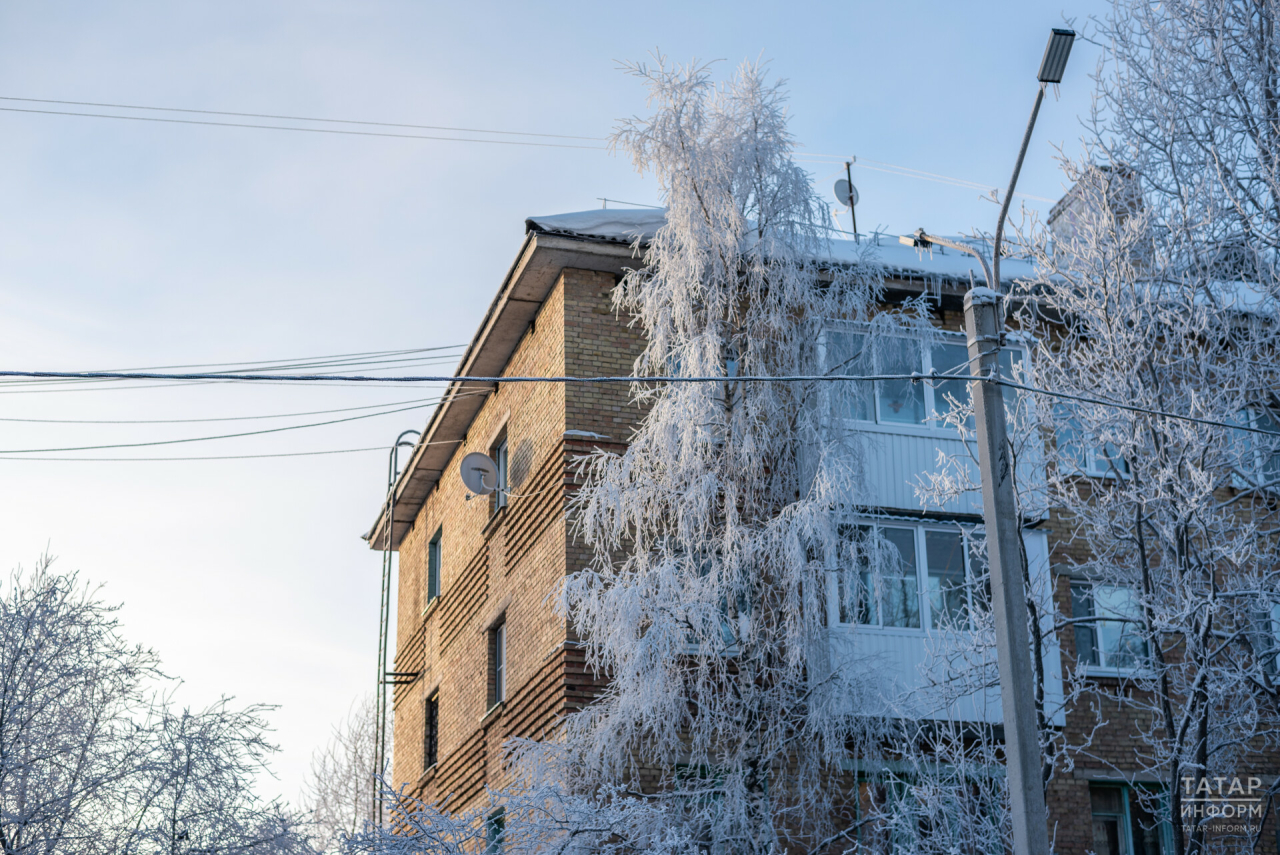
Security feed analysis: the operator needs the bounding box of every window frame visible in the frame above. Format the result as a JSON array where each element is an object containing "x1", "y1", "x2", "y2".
[
  {"x1": 1071, "y1": 581, "x2": 1150, "y2": 675},
  {"x1": 1089, "y1": 783, "x2": 1173, "y2": 855},
  {"x1": 1247, "y1": 405, "x2": 1280, "y2": 488},
  {"x1": 423, "y1": 692, "x2": 439, "y2": 772},
  {"x1": 1054, "y1": 404, "x2": 1132, "y2": 479},
  {"x1": 491, "y1": 437, "x2": 509, "y2": 512},
  {"x1": 485, "y1": 807, "x2": 506, "y2": 854},
  {"x1": 426, "y1": 527, "x2": 442, "y2": 608},
  {"x1": 820, "y1": 325, "x2": 1027, "y2": 437},
  {"x1": 828, "y1": 521, "x2": 989, "y2": 636},
  {"x1": 489, "y1": 620, "x2": 507, "y2": 709}
]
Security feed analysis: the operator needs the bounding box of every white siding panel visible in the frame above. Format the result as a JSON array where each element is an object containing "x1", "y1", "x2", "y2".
[{"x1": 856, "y1": 429, "x2": 982, "y2": 515}]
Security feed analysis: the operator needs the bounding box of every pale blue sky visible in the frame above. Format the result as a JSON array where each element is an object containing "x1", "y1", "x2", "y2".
[{"x1": 0, "y1": 0, "x2": 1110, "y2": 804}]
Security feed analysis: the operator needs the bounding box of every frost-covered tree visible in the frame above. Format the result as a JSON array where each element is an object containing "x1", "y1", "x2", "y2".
[
  {"x1": 558, "y1": 57, "x2": 909, "y2": 853},
  {"x1": 1019, "y1": 160, "x2": 1280, "y2": 855},
  {"x1": 305, "y1": 696, "x2": 379, "y2": 854},
  {"x1": 0, "y1": 557, "x2": 158, "y2": 854},
  {"x1": 353, "y1": 56, "x2": 933, "y2": 855},
  {"x1": 0, "y1": 558, "x2": 316, "y2": 855}
]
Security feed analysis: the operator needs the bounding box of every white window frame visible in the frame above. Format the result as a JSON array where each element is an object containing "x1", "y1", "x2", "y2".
[
  {"x1": 820, "y1": 325, "x2": 1026, "y2": 438},
  {"x1": 1070, "y1": 581, "x2": 1149, "y2": 675},
  {"x1": 1054, "y1": 405, "x2": 1132, "y2": 479},
  {"x1": 827, "y1": 521, "x2": 987, "y2": 636}
]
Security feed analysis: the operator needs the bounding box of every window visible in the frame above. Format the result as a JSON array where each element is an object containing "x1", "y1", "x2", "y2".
[
  {"x1": 1072, "y1": 583, "x2": 1148, "y2": 670},
  {"x1": 423, "y1": 693, "x2": 438, "y2": 770},
  {"x1": 1090, "y1": 784, "x2": 1169, "y2": 855},
  {"x1": 824, "y1": 327, "x2": 1024, "y2": 430},
  {"x1": 492, "y1": 437, "x2": 509, "y2": 511},
  {"x1": 426, "y1": 528, "x2": 442, "y2": 606},
  {"x1": 833, "y1": 523, "x2": 988, "y2": 631},
  {"x1": 1055, "y1": 405, "x2": 1131, "y2": 477},
  {"x1": 1252, "y1": 406, "x2": 1280, "y2": 485},
  {"x1": 489, "y1": 621, "x2": 506, "y2": 708},
  {"x1": 485, "y1": 808, "x2": 505, "y2": 853}
]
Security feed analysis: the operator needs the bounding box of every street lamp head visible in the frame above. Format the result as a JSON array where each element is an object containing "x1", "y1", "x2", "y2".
[{"x1": 1037, "y1": 28, "x2": 1075, "y2": 83}]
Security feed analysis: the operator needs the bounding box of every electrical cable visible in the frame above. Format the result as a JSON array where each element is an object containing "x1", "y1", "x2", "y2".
[
  {"x1": 0, "y1": 446, "x2": 391, "y2": 462},
  {"x1": 0, "y1": 96, "x2": 1055, "y2": 198},
  {"x1": 0, "y1": 395, "x2": 445, "y2": 424},
  {"x1": 0, "y1": 368, "x2": 1273, "y2": 439},
  {"x1": 0, "y1": 398, "x2": 444, "y2": 453},
  {"x1": 0, "y1": 106, "x2": 607, "y2": 150},
  {"x1": 0, "y1": 96, "x2": 606, "y2": 141}
]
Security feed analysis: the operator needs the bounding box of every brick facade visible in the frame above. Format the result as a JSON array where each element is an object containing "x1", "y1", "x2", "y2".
[{"x1": 376, "y1": 237, "x2": 1280, "y2": 852}]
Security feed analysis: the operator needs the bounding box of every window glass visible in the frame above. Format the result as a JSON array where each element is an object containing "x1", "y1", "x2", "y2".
[
  {"x1": 877, "y1": 527, "x2": 920, "y2": 628},
  {"x1": 930, "y1": 342, "x2": 972, "y2": 425},
  {"x1": 826, "y1": 330, "x2": 873, "y2": 421},
  {"x1": 1090, "y1": 786, "x2": 1125, "y2": 855},
  {"x1": 998, "y1": 348, "x2": 1023, "y2": 413},
  {"x1": 427, "y1": 529, "x2": 442, "y2": 604},
  {"x1": 494, "y1": 440, "x2": 509, "y2": 510},
  {"x1": 492, "y1": 623, "x2": 506, "y2": 705},
  {"x1": 1258, "y1": 407, "x2": 1280, "y2": 483},
  {"x1": 925, "y1": 530, "x2": 967, "y2": 629},
  {"x1": 876, "y1": 338, "x2": 925, "y2": 424},
  {"x1": 485, "y1": 808, "x2": 505, "y2": 854},
  {"x1": 423, "y1": 694, "x2": 438, "y2": 770},
  {"x1": 967, "y1": 531, "x2": 991, "y2": 614},
  {"x1": 1074, "y1": 584, "x2": 1147, "y2": 669}
]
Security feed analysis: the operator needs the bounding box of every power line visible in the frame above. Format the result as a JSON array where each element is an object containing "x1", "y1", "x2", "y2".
[
  {"x1": 0, "y1": 96, "x2": 606, "y2": 141},
  {"x1": 0, "y1": 96, "x2": 1058, "y2": 199},
  {"x1": 81, "y1": 343, "x2": 467, "y2": 374},
  {"x1": 0, "y1": 368, "x2": 1273, "y2": 438},
  {"x1": 0, "y1": 395, "x2": 443, "y2": 425},
  {"x1": 0, "y1": 398, "x2": 442, "y2": 453},
  {"x1": 0, "y1": 106, "x2": 607, "y2": 150},
  {"x1": 0, "y1": 446, "x2": 391, "y2": 462}
]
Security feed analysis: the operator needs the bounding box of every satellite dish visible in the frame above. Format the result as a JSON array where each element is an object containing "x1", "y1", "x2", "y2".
[
  {"x1": 460, "y1": 452, "x2": 498, "y2": 495},
  {"x1": 834, "y1": 178, "x2": 859, "y2": 208}
]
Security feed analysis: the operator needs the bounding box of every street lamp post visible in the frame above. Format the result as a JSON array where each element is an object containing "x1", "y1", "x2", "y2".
[{"x1": 899, "y1": 28, "x2": 1073, "y2": 855}]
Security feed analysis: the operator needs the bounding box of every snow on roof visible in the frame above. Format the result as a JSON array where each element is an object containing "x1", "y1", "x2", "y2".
[{"x1": 526, "y1": 208, "x2": 1036, "y2": 285}]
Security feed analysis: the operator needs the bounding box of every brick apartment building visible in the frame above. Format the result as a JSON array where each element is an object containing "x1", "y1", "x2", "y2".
[{"x1": 364, "y1": 208, "x2": 1280, "y2": 854}]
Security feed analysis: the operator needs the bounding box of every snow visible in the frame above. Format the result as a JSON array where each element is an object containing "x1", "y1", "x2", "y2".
[{"x1": 527, "y1": 208, "x2": 1039, "y2": 285}]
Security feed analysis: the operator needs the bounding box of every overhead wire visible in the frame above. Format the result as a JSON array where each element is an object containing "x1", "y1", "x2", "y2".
[
  {"x1": 0, "y1": 394, "x2": 446, "y2": 424},
  {"x1": 0, "y1": 95, "x2": 1059, "y2": 200},
  {"x1": 0, "y1": 105, "x2": 607, "y2": 150},
  {"x1": 0, "y1": 368, "x2": 1273, "y2": 439},
  {"x1": 0, "y1": 96, "x2": 606, "y2": 141}
]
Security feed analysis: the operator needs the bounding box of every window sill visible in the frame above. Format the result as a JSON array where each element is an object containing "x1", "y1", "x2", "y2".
[
  {"x1": 421, "y1": 597, "x2": 440, "y2": 621},
  {"x1": 481, "y1": 701, "x2": 505, "y2": 726},
  {"x1": 415, "y1": 763, "x2": 438, "y2": 791},
  {"x1": 482, "y1": 506, "x2": 508, "y2": 537},
  {"x1": 1082, "y1": 665, "x2": 1150, "y2": 679},
  {"x1": 844, "y1": 418, "x2": 969, "y2": 438},
  {"x1": 830, "y1": 622, "x2": 927, "y2": 637}
]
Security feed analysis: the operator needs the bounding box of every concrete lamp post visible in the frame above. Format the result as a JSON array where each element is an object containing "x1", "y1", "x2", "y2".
[{"x1": 898, "y1": 27, "x2": 1074, "y2": 855}]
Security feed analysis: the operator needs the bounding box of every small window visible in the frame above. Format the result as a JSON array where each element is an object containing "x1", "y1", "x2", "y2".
[
  {"x1": 489, "y1": 621, "x2": 506, "y2": 708},
  {"x1": 491, "y1": 437, "x2": 509, "y2": 511},
  {"x1": 426, "y1": 528, "x2": 442, "y2": 606},
  {"x1": 1054, "y1": 405, "x2": 1131, "y2": 477},
  {"x1": 824, "y1": 326, "x2": 1023, "y2": 431},
  {"x1": 1253, "y1": 406, "x2": 1280, "y2": 485},
  {"x1": 1072, "y1": 583, "x2": 1148, "y2": 670},
  {"x1": 485, "y1": 808, "x2": 505, "y2": 853},
  {"x1": 423, "y1": 693, "x2": 438, "y2": 770},
  {"x1": 834, "y1": 523, "x2": 989, "y2": 631},
  {"x1": 1090, "y1": 784, "x2": 1169, "y2": 855}
]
